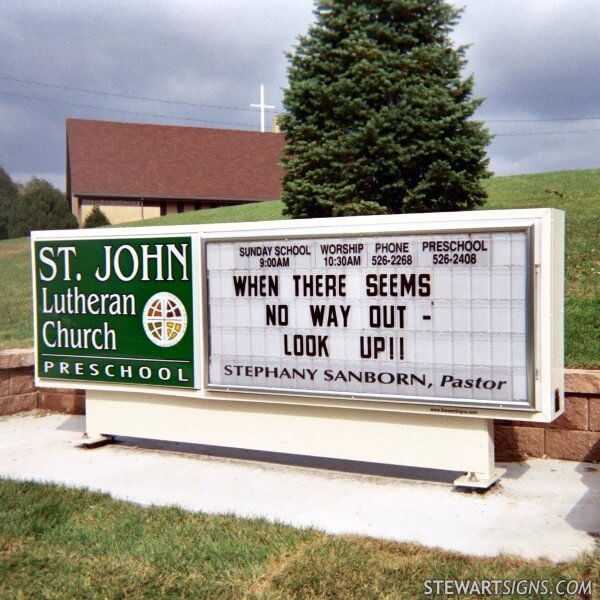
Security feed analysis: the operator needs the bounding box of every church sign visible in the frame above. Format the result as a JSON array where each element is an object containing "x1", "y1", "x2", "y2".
[
  {"x1": 31, "y1": 210, "x2": 564, "y2": 488},
  {"x1": 32, "y1": 208, "x2": 563, "y2": 421},
  {"x1": 33, "y1": 235, "x2": 196, "y2": 388}
]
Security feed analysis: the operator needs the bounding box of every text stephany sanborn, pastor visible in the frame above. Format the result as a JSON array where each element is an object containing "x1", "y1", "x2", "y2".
[{"x1": 221, "y1": 365, "x2": 508, "y2": 391}]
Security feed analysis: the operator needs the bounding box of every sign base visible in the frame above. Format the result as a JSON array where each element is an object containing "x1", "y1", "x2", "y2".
[{"x1": 85, "y1": 390, "x2": 503, "y2": 488}]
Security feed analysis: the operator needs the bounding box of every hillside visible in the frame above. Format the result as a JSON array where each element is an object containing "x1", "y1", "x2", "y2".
[{"x1": 1, "y1": 168, "x2": 598, "y2": 366}]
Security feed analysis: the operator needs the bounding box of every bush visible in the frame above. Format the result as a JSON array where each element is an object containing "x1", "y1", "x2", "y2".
[
  {"x1": 7, "y1": 178, "x2": 78, "y2": 238},
  {"x1": 84, "y1": 206, "x2": 111, "y2": 228}
]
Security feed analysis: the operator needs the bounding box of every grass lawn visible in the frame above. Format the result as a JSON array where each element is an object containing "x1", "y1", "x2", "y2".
[
  {"x1": 0, "y1": 237, "x2": 33, "y2": 350},
  {"x1": 1, "y1": 167, "x2": 598, "y2": 366},
  {"x1": 0, "y1": 479, "x2": 596, "y2": 599}
]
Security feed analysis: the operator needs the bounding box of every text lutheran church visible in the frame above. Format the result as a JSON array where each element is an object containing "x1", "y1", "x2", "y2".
[{"x1": 66, "y1": 118, "x2": 285, "y2": 225}]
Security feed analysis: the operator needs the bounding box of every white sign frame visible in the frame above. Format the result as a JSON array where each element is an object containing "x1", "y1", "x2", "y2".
[{"x1": 199, "y1": 208, "x2": 563, "y2": 422}]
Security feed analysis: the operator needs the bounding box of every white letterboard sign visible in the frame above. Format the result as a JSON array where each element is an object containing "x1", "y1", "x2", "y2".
[{"x1": 205, "y1": 230, "x2": 532, "y2": 409}]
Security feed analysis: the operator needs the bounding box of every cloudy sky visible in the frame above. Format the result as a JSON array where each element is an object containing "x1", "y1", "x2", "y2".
[{"x1": 1, "y1": 0, "x2": 599, "y2": 191}]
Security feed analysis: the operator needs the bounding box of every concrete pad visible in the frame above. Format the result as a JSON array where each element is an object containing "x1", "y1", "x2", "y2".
[{"x1": 0, "y1": 412, "x2": 599, "y2": 562}]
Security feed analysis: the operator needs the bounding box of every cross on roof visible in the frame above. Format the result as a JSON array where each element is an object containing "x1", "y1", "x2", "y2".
[{"x1": 250, "y1": 84, "x2": 275, "y2": 133}]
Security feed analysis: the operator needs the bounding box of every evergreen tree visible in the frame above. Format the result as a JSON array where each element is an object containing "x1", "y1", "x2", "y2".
[
  {"x1": 8, "y1": 177, "x2": 78, "y2": 238},
  {"x1": 0, "y1": 166, "x2": 18, "y2": 239},
  {"x1": 84, "y1": 205, "x2": 111, "y2": 228},
  {"x1": 280, "y1": 0, "x2": 491, "y2": 218}
]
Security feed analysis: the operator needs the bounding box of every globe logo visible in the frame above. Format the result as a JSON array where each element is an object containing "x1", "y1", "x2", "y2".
[{"x1": 142, "y1": 292, "x2": 188, "y2": 348}]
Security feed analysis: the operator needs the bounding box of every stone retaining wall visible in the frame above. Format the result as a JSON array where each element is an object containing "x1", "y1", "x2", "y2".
[
  {"x1": 495, "y1": 370, "x2": 600, "y2": 462},
  {"x1": 0, "y1": 349, "x2": 84, "y2": 416},
  {"x1": 1, "y1": 349, "x2": 599, "y2": 462}
]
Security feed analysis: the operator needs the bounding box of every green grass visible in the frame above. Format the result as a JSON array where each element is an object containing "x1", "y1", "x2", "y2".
[
  {"x1": 0, "y1": 237, "x2": 33, "y2": 350},
  {"x1": 1, "y1": 168, "x2": 599, "y2": 365},
  {"x1": 0, "y1": 479, "x2": 596, "y2": 599}
]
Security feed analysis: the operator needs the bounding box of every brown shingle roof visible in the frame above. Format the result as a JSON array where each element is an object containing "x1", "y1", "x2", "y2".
[{"x1": 66, "y1": 118, "x2": 285, "y2": 201}]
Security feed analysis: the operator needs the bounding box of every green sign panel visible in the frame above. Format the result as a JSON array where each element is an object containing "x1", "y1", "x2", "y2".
[{"x1": 33, "y1": 236, "x2": 195, "y2": 388}]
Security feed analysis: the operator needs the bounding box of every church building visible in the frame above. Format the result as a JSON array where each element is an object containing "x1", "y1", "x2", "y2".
[{"x1": 66, "y1": 118, "x2": 285, "y2": 225}]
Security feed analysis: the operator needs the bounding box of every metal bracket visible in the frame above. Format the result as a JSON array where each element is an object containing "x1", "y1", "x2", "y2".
[
  {"x1": 76, "y1": 433, "x2": 114, "y2": 449},
  {"x1": 454, "y1": 468, "x2": 506, "y2": 490}
]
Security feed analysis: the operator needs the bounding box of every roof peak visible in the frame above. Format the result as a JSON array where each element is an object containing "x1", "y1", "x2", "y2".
[{"x1": 66, "y1": 117, "x2": 283, "y2": 137}]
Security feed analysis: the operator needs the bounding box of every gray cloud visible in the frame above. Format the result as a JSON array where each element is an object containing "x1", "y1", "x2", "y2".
[
  {"x1": 453, "y1": 0, "x2": 600, "y2": 176},
  {"x1": 458, "y1": 1, "x2": 600, "y2": 118},
  {"x1": 1, "y1": 0, "x2": 599, "y2": 190}
]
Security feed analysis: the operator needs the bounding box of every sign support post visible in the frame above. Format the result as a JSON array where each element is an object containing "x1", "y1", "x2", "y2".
[{"x1": 84, "y1": 389, "x2": 504, "y2": 488}]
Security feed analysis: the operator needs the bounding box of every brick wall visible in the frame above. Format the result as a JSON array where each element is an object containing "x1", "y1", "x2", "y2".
[
  {"x1": 496, "y1": 370, "x2": 600, "y2": 462},
  {"x1": 0, "y1": 349, "x2": 84, "y2": 416},
  {"x1": 1, "y1": 349, "x2": 599, "y2": 463}
]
